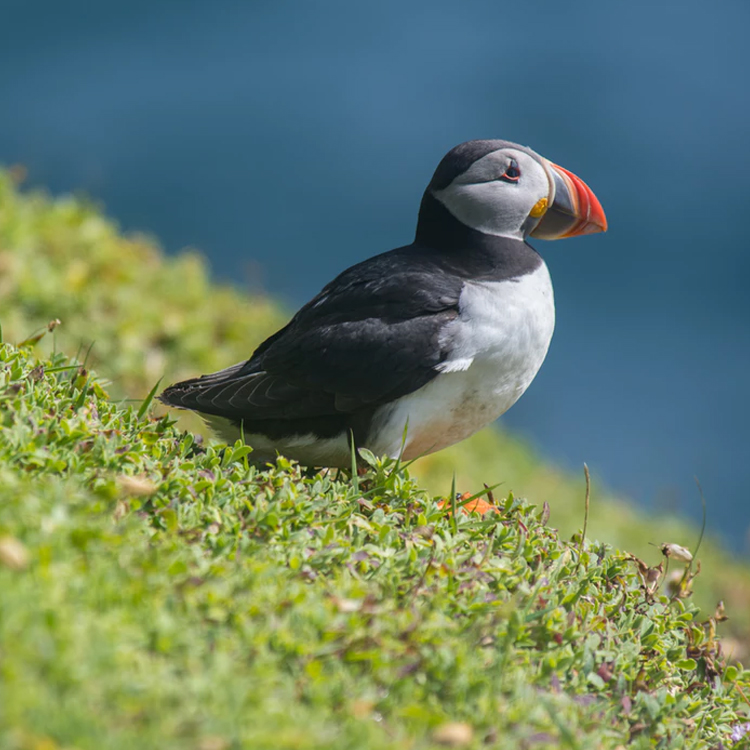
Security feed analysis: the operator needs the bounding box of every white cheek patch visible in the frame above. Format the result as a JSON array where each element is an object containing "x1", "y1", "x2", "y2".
[{"x1": 434, "y1": 182, "x2": 528, "y2": 239}]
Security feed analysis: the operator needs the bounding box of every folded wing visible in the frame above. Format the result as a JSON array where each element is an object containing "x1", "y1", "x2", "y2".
[{"x1": 159, "y1": 248, "x2": 463, "y2": 435}]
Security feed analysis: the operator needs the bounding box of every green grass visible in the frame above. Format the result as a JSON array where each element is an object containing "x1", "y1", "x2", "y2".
[
  {"x1": 2, "y1": 341, "x2": 750, "y2": 749},
  {"x1": 2, "y1": 168, "x2": 750, "y2": 747}
]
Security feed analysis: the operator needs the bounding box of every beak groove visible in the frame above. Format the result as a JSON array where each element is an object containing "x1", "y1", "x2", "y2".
[{"x1": 531, "y1": 162, "x2": 607, "y2": 240}]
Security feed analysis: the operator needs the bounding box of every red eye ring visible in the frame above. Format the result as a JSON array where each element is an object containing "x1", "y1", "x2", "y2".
[{"x1": 501, "y1": 158, "x2": 521, "y2": 182}]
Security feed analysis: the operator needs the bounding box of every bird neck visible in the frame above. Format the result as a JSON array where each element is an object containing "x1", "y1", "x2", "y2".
[{"x1": 414, "y1": 191, "x2": 542, "y2": 279}]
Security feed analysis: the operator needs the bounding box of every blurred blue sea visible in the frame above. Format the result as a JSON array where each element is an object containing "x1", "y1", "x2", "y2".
[{"x1": 2, "y1": 0, "x2": 748, "y2": 547}]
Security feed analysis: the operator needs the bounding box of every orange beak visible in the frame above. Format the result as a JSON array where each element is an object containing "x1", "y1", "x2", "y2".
[{"x1": 530, "y1": 162, "x2": 608, "y2": 240}]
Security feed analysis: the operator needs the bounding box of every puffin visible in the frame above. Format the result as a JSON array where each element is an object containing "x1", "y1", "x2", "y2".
[{"x1": 159, "y1": 139, "x2": 607, "y2": 467}]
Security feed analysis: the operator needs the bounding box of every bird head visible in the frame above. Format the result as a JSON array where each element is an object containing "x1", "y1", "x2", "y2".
[{"x1": 424, "y1": 139, "x2": 607, "y2": 242}]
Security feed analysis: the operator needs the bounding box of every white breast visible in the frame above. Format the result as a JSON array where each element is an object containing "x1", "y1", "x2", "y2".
[{"x1": 369, "y1": 263, "x2": 555, "y2": 459}]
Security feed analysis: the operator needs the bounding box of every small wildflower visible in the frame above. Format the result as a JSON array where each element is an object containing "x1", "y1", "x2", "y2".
[
  {"x1": 117, "y1": 474, "x2": 157, "y2": 497},
  {"x1": 659, "y1": 543, "x2": 693, "y2": 563},
  {"x1": 198, "y1": 738, "x2": 229, "y2": 750},
  {"x1": 433, "y1": 722, "x2": 473, "y2": 747},
  {"x1": 0, "y1": 536, "x2": 29, "y2": 570},
  {"x1": 730, "y1": 722, "x2": 750, "y2": 742}
]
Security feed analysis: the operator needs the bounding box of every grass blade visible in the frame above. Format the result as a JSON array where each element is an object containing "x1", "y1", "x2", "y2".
[
  {"x1": 576, "y1": 463, "x2": 591, "y2": 570},
  {"x1": 350, "y1": 430, "x2": 359, "y2": 495},
  {"x1": 450, "y1": 471, "x2": 457, "y2": 534},
  {"x1": 138, "y1": 377, "x2": 163, "y2": 420}
]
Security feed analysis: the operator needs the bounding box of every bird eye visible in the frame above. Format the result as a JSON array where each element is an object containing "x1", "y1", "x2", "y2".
[{"x1": 500, "y1": 159, "x2": 521, "y2": 182}]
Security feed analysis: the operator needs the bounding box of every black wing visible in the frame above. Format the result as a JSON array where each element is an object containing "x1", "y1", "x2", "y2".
[{"x1": 159, "y1": 244, "x2": 463, "y2": 437}]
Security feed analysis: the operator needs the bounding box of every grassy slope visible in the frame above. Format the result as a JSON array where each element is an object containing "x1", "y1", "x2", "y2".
[
  {"x1": 1, "y1": 170, "x2": 750, "y2": 747},
  {"x1": 2, "y1": 342, "x2": 750, "y2": 750}
]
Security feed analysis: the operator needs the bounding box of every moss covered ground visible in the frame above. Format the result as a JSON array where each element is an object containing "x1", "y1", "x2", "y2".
[{"x1": 1, "y1": 170, "x2": 750, "y2": 748}]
